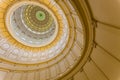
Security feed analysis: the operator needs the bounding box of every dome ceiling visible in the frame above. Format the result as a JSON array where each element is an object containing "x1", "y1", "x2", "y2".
[
  {"x1": 2, "y1": 1, "x2": 69, "y2": 63},
  {"x1": 0, "y1": 0, "x2": 87, "y2": 79}
]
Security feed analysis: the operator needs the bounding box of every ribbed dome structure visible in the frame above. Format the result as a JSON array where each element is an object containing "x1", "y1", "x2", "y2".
[
  {"x1": 4, "y1": 1, "x2": 71, "y2": 64},
  {"x1": 0, "y1": 0, "x2": 120, "y2": 80},
  {"x1": 0, "y1": 0, "x2": 86, "y2": 80}
]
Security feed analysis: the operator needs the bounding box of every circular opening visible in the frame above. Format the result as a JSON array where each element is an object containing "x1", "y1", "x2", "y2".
[
  {"x1": 6, "y1": 2, "x2": 58, "y2": 47},
  {"x1": 36, "y1": 11, "x2": 46, "y2": 21}
]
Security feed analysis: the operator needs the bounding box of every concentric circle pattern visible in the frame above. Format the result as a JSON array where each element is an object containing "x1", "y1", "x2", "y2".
[
  {"x1": 7, "y1": 3, "x2": 58, "y2": 47},
  {"x1": 23, "y1": 5, "x2": 55, "y2": 33},
  {"x1": 1, "y1": 1, "x2": 70, "y2": 63},
  {"x1": 0, "y1": 0, "x2": 86, "y2": 79}
]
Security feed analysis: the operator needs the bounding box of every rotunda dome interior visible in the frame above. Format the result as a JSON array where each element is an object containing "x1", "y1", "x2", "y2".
[{"x1": 0, "y1": 0, "x2": 120, "y2": 80}]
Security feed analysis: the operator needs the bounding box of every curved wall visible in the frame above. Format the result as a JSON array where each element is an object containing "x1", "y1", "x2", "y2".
[
  {"x1": 0, "y1": 0, "x2": 120, "y2": 80},
  {"x1": 70, "y1": 0, "x2": 120, "y2": 80}
]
